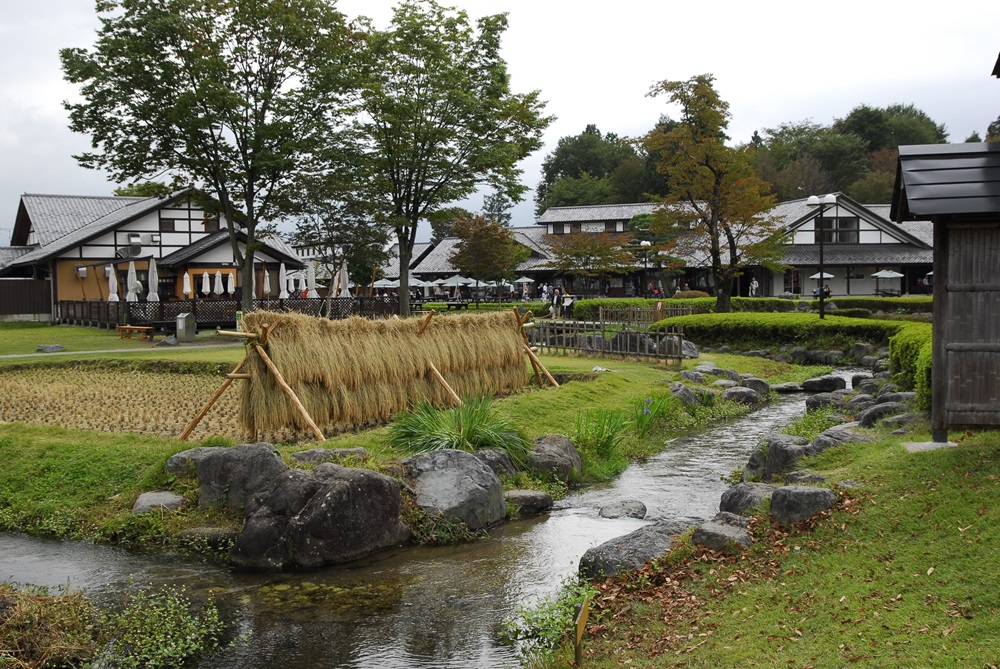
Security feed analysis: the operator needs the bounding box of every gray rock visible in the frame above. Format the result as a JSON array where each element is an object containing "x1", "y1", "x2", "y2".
[
  {"x1": 132, "y1": 491, "x2": 185, "y2": 514},
  {"x1": 578, "y1": 520, "x2": 693, "y2": 579},
  {"x1": 850, "y1": 373, "x2": 873, "y2": 389},
  {"x1": 772, "y1": 382, "x2": 804, "y2": 393},
  {"x1": 670, "y1": 382, "x2": 701, "y2": 409},
  {"x1": 291, "y1": 447, "x2": 367, "y2": 465},
  {"x1": 856, "y1": 379, "x2": 880, "y2": 396},
  {"x1": 847, "y1": 393, "x2": 875, "y2": 407},
  {"x1": 474, "y1": 449, "x2": 517, "y2": 477},
  {"x1": 712, "y1": 511, "x2": 750, "y2": 528},
  {"x1": 156, "y1": 335, "x2": 179, "y2": 347},
  {"x1": 853, "y1": 343, "x2": 874, "y2": 361},
  {"x1": 826, "y1": 350, "x2": 844, "y2": 365},
  {"x1": 750, "y1": 433, "x2": 813, "y2": 481},
  {"x1": 721, "y1": 386, "x2": 762, "y2": 408},
  {"x1": 802, "y1": 375, "x2": 847, "y2": 392},
  {"x1": 713, "y1": 379, "x2": 738, "y2": 389},
  {"x1": 874, "y1": 392, "x2": 917, "y2": 405},
  {"x1": 741, "y1": 377, "x2": 771, "y2": 396},
  {"x1": 528, "y1": 434, "x2": 583, "y2": 484},
  {"x1": 599, "y1": 499, "x2": 647, "y2": 519},
  {"x1": 36, "y1": 344, "x2": 65, "y2": 353},
  {"x1": 805, "y1": 392, "x2": 845, "y2": 411},
  {"x1": 403, "y1": 449, "x2": 505, "y2": 530},
  {"x1": 812, "y1": 422, "x2": 873, "y2": 451},
  {"x1": 858, "y1": 402, "x2": 909, "y2": 428},
  {"x1": 165, "y1": 446, "x2": 223, "y2": 478},
  {"x1": 877, "y1": 383, "x2": 901, "y2": 396},
  {"x1": 195, "y1": 443, "x2": 288, "y2": 511},
  {"x1": 786, "y1": 470, "x2": 826, "y2": 484},
  {"x1": 505, "y1": 489, "x2": 553, "y2": 516},
  {"x1": 720, "y1": 482, "x2": 776, "y2": 515},
  {"x1": 679, "y1": 370, "x2": 705, "y2": 384},
  {"x1": 882, "y1": 412, "x2": 927, "y2": 427},
  {"x1": 745, "y1": 349, "x2": 771, "y2": 358},
  {"x1": 692, "y1": 519, "x2": 752, "y2": 551},
  {"x1": 769, "y1": 486, "x2": 837, "y2": 526},
  {"x1": 860, "y1": 355, "x2": 881, "y2": 369},
  {"x1": 231, "y1": 464, "x2": 411, "y2": 570},
  {"x1": 805, "y1": 349, "x2": 829, "y2": 364},
  {"x1": 658, "y1": 335, "x2": 700, "y2": 359}
]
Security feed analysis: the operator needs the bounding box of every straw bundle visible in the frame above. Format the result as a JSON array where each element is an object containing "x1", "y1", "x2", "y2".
[{"x1": 238, "y1": 311, "x2": 529, "y2": 435}]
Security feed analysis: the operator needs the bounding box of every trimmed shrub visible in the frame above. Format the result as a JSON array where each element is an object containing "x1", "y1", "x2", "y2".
[
  {"x1": 914, "y1": 338, "x2": 933, "y2": 411},
  {"x1": 888, "y1": 322, "x2": 933, "y2": 390},
  {"x1": 824, "y1": 295, "x2": 932, "y2": 314},
  {"x1": 830, "y1": 308, "x2": 873, "y2": 319},
  {"x1": 673, "y1": 290, "x2": 710, "y2": 299}
]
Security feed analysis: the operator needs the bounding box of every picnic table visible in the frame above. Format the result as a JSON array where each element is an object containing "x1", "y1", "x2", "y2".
[
  {"x1": 117, "y1": 325, "x2": 155, "y2": 341},
  {"x1": 875, "y1": 288, "x2": 901, "y2": 297},
  {"x1": 444, "y1": 301, "x2": 470, "y2": 310}
]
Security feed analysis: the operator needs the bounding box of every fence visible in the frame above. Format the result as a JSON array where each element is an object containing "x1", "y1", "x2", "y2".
[
  {"x1": 527, "y1": 319, "x2": 685, "y2": 363},
  {"x1": 597, "y1": 303, "x2": 696, "y2": 326},
  {"x1": 0, "y1": 279, "x2": 50, "y2": 319},
  {"x1": 56, "y1": 296, "x2": 399, "y2": 330}
]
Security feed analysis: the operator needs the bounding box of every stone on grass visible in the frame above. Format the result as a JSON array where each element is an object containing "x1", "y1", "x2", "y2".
[
  {"x1": 812, "y1": 422, "x2": 873, "y2": 451},
  {"x1": 858, "y1": 402, "x2": 909, "y2": 428},
  {"x1": 403, "y1": 449, "x2": 505, "y2": 530},
  {"x1": 156, "y1": 335, "x2": 179, "y2": 347},
  {"x1": 721, "y1": 386, "x2": 762, "y2": 408},
  {"x1": 528, "y1": 435, "x2": 583, "y2": 484},
  {"x1": 36, "y1": 344, "x2": 65, "y2": 353},
  {"x1": 772, "y1": 382, "x2": 803, "y2": 393},
  {"x1": 692, "y1": 513, "x2": 752, "y2": 551},
  {"x1": 195, "y1": 443, "x2": 288, "y2": 511},
  {"x1": 670, "y1": 382, "x2": 701, "y2": 409},
  {"x1": 769, "y1": 486, "x2": 836, "y2": 526},
  {"x1": 741, "y1": 377, "x2": 771, "y2": 396},
  {"x1": 133, "y1": 491, "x2": 185, "y2": 514}
]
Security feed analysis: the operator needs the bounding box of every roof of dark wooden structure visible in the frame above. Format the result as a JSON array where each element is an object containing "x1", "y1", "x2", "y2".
[
  {"x1": 993, "y1": 52, "x2": 1000, "y2": 78},
  {"x1": 891, "y1": 142, "x2": 1000, "y2": 221}
]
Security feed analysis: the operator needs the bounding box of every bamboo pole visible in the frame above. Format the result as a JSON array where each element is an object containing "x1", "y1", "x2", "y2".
[
  {"x1": 524, "y1": 342, "x2": 559, "y2": 387},
  {"x1": 253, "y1": 344, "x2": 326, "y2": 442},
  {"x1": 417, "y1": 310, "x2": 435, "y2": 336},
  {"x1": 226, "y1": 373, "x2": 252, "y2": 379},
  {"x1": 179, "y1": 356, "x2": 250, "y2": 441},
  {"x1": 512, "y1": 308, "x2": 543, "y2": 388},
  {"x1": 217, "y1": 330, "x2": 258, "y2": 339},
  {"x1": 428, "y1": 361, "x2": 463, "y2": 405}
]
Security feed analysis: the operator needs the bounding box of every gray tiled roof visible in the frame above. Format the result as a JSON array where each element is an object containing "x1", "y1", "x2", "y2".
[
  {"x1": 19, "y1": 194, "x2": 150, "y2": 246},
  {"x1": 781, "y1": 244, "x2": 934, "y2": 266},
  {"x1": 536, "y1": 202, "x2": 660, "y2": 224},
  {"x1": 893, "y1": 142, "x2": 1000, "y2": 219},
  {"x1": 411, "y1": 238, "x2": 461, "y2": 275},
  {"x1": 159, "y1": 230, "x2": 303, "y2": 268},
  {"x1": 8, "y1": 196, "x2": 173, "y2": 269},
  {"x1": 382, "y1": 242, "x2": 429, "y2": 278},
  {"x1": 0, "y1": 246, "x2": 32, "y2": 270}
]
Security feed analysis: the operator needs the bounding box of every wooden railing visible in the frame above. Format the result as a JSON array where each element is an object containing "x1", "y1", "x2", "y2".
[
  {"x1": 597, "y1": 303, "x2": 696, "y2": 326},
  {"x1": 527, "y1": 319, "x2": 685, "y2": 363},
  {"x1": 56, "y1": 296, "x2": 399, "y2": 330}
]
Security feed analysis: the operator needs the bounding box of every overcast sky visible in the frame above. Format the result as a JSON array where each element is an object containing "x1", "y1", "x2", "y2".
[{"x1": 1, "y1": 0, "x2": 997, "y2": 243}]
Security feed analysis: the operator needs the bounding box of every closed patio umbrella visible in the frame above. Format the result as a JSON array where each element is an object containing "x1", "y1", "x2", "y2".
[
  {"x1": 213, "y1": 270, "x2": 224, "y2": 295},
  {"x1": 278, "y1": 263, "x2": 289, "y2": 299},
  {"x1": 125, "y1": 261, "x2": 138, "y2": 302},
  {"x1": 226, "y1": 271, "x2": 235, "y2": 295},
  {"x1": 201, "y1": 271, "x2": 211, "y2": 296},
  {"x1": 262, "y1": 265, "x2": 271, "y2": 297},
  {"x1": 306, "y1": 262, "x2": 319, "y2": 298},
  {"x1": 107, "y1": 265, "x2": 119, "y2": 302},
  {"x1": 146, "y1": 258, "x2": 159, "y2": 302},
  {"x1": 297, "y1": 272, "x2": 307, "y2": 296},
  {"x1": 182, "y1": 271, "x2": 192, "y2": 298}
]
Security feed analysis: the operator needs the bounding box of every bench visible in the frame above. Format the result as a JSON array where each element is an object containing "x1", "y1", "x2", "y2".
[
  {"x1": 875, "y1": 288, "x2": 901, "y2": 297},
  {"x1": 444, "y1": 301, "x2": 469, "y2": 310},
  {"x1": 117, "y1": 325, "x2": 155, "y2": 341}
]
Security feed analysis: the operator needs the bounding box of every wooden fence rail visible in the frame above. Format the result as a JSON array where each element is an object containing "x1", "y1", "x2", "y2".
[
  {"x1": 597, "y1": 303, "x2": 696, "y2": 326},
  {"x1": 527, "y1": 319, "x2": 684, "y2": 363}
]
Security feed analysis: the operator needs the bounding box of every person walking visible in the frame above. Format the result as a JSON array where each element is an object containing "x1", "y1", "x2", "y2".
[{"x1": 749, "y1": 277, "x2": 759, "y2": 297}]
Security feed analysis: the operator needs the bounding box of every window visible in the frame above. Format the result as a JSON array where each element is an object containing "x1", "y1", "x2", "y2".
[
  {"x1": 159, "y1": 219, "x2": 176, "y2": 232},
  {"x1": 783, "y1": 269, "x2": 801, "y2": 294},
  {"x1": 551, "y1": 223, "x2": 564, "y2": 234},
  {"x1": 604, "y1": 222, "x2": 619, "y2": 233},
  {"x1": 204, "y1": 219, "x2": 220, "y2": 233},
  {"x1": 815, "y1": 216, "x2": 859, "y2": 244}
]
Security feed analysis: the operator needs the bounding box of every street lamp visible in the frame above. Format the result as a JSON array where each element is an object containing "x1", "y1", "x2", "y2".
[
  {"x1": 639, "y1": 240, "x2": 651, "y2": 297},
  {"x1": 806, "y1": 193, "x2": 837, "y2": 319}
]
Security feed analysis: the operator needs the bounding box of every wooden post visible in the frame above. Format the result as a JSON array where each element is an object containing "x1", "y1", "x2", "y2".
[
  {"x1": 513, "y1": 308, "x2": 544, "y2": 388},
  {"x1": 524, "y1": 343, "x2": 559, "y2": 388},
  {"x1": 428, "y1": 361, "x2": 463, "y2": 405},
  {"x1": 253, "y1": 344, "x2": 326, "y2": 442},
  {"x1": 179, "y1": 356, "x2": 250, "y2": 441},
  {"x1": 417, "y1": 310, "x2": 435, "y2": 336}
]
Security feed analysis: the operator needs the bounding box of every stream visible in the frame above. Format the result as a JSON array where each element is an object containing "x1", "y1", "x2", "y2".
[{"x1": 0, "y1": 372, "x2": 853, "y2": 668}]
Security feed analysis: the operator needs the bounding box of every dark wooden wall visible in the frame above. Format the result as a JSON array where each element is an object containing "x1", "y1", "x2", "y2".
[{"x1": 0, "y1": 279, "x2": 50, "y2": 316}]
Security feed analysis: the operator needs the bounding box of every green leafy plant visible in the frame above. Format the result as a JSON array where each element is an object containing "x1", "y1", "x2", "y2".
[
  {"x1": 94, "y1": 585, "x2": 226, "y2": 669},
  {"x1": 573, "y1": 408, "x2": 628, "y2": 459},
  {"x1": 386, "y1": 396, "x2": 530, "y2": 466},
  {"x1": 501, "y1": 576, "x2": 598, "y2": 657},
  {"x1": 630, "y1": 393, "x2": 674, "y2": 437}
]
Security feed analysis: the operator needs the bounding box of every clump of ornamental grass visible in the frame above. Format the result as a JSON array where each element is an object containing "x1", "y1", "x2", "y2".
[
  {"x1": 0, "y1": 582, "x2": 98, "y2": 668},
  {"x1": 386, "y1": 395, "x2": 531, "y2": 467}
]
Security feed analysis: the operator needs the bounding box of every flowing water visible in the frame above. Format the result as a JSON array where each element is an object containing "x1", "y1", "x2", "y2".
[{"x1": 1, "y1": 374, "x2": 853, "y2": 668}]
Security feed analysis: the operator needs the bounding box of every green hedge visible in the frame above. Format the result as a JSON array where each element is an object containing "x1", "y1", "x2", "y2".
[
  {"x1": 888, "y1": 322, "x2": 933, "y2": 409},
  {"x1": 572, "y1": 295, "x2": 923, "y2": 320},
  {"x1": 651, "y1": 312, "x2": 908, "y2": 351},
  {"x1": 825, "y1": 295, "x2": 933, "y2": 314}
]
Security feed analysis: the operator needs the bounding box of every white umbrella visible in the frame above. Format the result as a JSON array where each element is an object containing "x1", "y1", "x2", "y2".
[
  {"x1": 262, "y1": 265, "x2": 271, "y2": 297},
  {"x1": 213, "y1": 270, "x2": 224, "y2": 295},
  {"x1": 335, "y1": 263, "x2": 351, "y2": 297},
  {"x1": 871, "y1": 270, "x2": 904, "y2": 279},
  {"x1": 278, "y1": 263, "x2": 289, "y2": 299},
  {"x1": 439, "y1": 275, "x2": 473, "y2": 287},
  {"x1": 182, "y1": 271, "x2": 192, "y2": 298},
  {"x1": 226, "y1": 271, "x2": 235, "y2": 295},
  {"x1": 809, "y1": 272, "x2": 834, "y2": 280},
  {"x1": 125, "y1": 261, "x2": 139, "y2": 302},
  {"x1": 146, "y1": 258, "x2": 159, "y2": 302},
  {"x1": 926, "y1": 271, "x2": 934, "y2": 276},
  {"x1": 306, "y1": 262, "x2": 319, "y2": 298},
  {"x1": 107, "y1": 265, "x2": 119, "y2": 302},
  {"x1": 373, "y1": 278, "x2": 396, "y2": 288},
  {"x1": 297, "y1": 272, "x2": 307, "y2": 296},
  {"x1": 201, "y1": 271, "x2": 210, "y2": 296},
  {"x1": 513, "y1": 276, "x2": 535, "y2": 284}
]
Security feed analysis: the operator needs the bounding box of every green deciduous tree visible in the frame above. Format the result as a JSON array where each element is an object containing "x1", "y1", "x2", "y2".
[
  {"x1": 987, "y1": 116, "x2": 1000, "y2": 142},
  {"x1": 62, "y1": 0, "x2": 355, "y2": 312},
  {"x1": 545, "y1": 232, "x2": 634, "y2": 294},
  {"x1": 426, "y1": 206, "x2": 474, "y2": 245},
  {"x1": 645, "y1": 74, "x2": 783, "y2": 313},
  {"x1": 353, "y1": 0, "x2": 552, "y2": 316},
  {"x1": 449, "y1": 215, "x2": 528, "y2": 300}
]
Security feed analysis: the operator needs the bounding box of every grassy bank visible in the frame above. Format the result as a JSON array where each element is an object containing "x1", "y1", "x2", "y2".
[{"x1": 531, "y1": 424, "x2": 1000, "y2": 668}]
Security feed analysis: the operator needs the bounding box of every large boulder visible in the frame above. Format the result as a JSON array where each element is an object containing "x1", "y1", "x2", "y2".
[
  {"x1": 165, "y1": 446, "x2": 222, "y2": 478},
  {"x1": 599, "y1": 499, "x2": 647, "y2": 519},
  {"x1": 195, "y1": 443, "x2": 288, "y2": 511},
  {"x1": 772, "y1": 382, "x2": 804, "y2": 394},
  {"x1": 721, "y1": 386, "x2": 762, "y2": 408},
  {"x1": 744, "y1": 434, "x2": 810, "y2": 481},
  {"x1": 858, "y1": 402, "x2": 909, "y2": 428},
  {"x1": 291, "y1": 447, "x2": 367, "y2": 465},
  {"x1": 403, "y1": 449, "x2": 505, "y2": 530},
  {"x1": 231, "y1": 464, "x2": 410, "y2": 570},
  {"x1": 741, "y1": 377, "x2": 771, "y2": 396},
  {"x1": 670, "y1": 382, "x2": 701, "y2": 409},
  {"x1": 802, "y1": 375, "x2": 847, "y2": 392},
  {"x1": 578, "y1": 520, "x2": 693, "y2": 579},
  {"x1": 474, "y1": 449, "x2": 516, "y2": 477},
  {"x1": 528, "y1": 435, "x2": 583, "y2": 483},
  {"x1": 769, "y1": 486, "x2": 837, "y2": 526},
  {"x1": 692, "y1": 513, "x2": 752, "y2": 551},
  {"x1": 811, "y1": 422, "x2": 873, "y2": 452},
  {"x1": 505, "y1": 489, "x2": 553, "y2": 516},
  {"x1": 720, "y1": 482, "x2": 776, "y2": 515}
]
